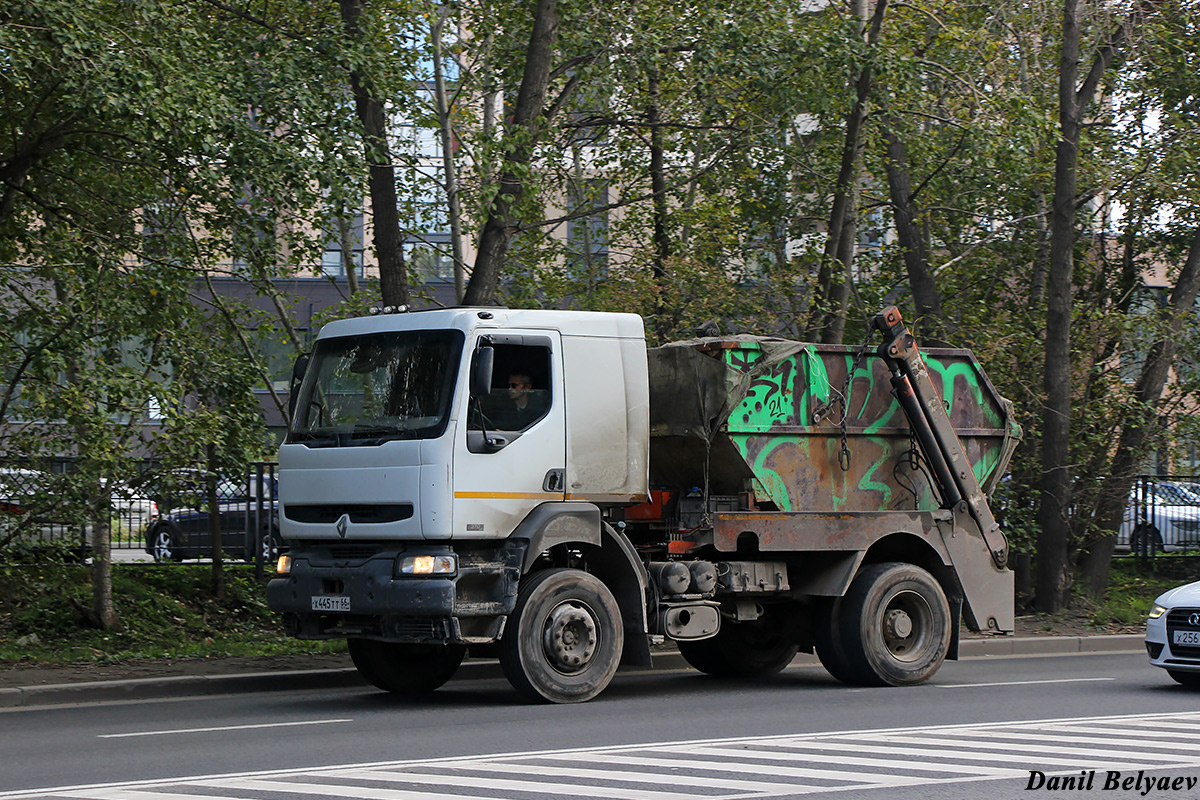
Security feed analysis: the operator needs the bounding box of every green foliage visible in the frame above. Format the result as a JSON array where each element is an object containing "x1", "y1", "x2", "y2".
[
  {"x1": 0, "y1": 0, "x2": 374, "y2": 551},
  {"x1": 1091, "y1": 558, "x2": 1199, "y2": 628},
  {"x1": 0, "y1": 0, "x2": 1196, "y2": 620},
  {"x1": 0, "y1": 563, "x2": 343, "y2": 664}
]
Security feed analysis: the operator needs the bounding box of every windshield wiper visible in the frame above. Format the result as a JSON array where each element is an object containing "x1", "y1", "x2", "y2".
[
  {"x1": 288, "y1": 431, "x2": 338, "y2": 446},
  {"x1": 351, "y1": 424, "x2": 418, "y2": 442}
]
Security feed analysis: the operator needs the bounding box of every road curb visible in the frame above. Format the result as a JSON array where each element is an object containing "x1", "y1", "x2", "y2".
[
  {"x1": 0, "y1": 635, "x2": 1145, "y2": 709},
  {"x1": 958, "y1": 633, "x2": 1145, "y2": 657}
]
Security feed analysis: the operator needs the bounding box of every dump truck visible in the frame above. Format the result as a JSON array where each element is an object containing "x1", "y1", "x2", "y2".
[{"x1": 267, "y1": 305, "x2": 1019, "y2": 703}]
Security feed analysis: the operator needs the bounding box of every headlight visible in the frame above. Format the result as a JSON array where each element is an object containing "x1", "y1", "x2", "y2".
[
  {"x1": 400, "y1": 554, "x2": 456, "y2": 575},
  {"x1": 275, "y1": 554, "x2": 292, "y2": 574},
  {"x1": 1148, "y1": 604, "x2": 1168, "y2": 619}
]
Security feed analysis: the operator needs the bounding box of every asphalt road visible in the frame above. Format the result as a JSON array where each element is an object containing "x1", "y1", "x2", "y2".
[{"x1": 1, "y1": 650, "x2": 1196, "y2": 799}]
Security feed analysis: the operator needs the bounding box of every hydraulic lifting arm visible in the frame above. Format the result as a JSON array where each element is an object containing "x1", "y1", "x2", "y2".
[{"x1": 871, "y1": 307, "x2": 1010, "y2": 569}]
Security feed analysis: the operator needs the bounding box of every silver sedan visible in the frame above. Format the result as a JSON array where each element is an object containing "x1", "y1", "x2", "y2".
[{"x1": 1146, "y1": 579, "x2": 1200, "y2": 688}]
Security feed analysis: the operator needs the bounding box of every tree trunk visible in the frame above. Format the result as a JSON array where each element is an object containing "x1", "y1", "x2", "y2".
[
  {"x1": 340, "y1": 0, "x2": 408, "y2": 308},
  {"x1": 823, "y1": 178, "x2": 859, "y2": 344},
  {"x1": 1035, "y1": 0, "x2": 1139, "y2": 613},
  {"x1": 1034, "y1": 0, "x2": 1082, "y2": 615},
  {"x1": 338, "y1": 214, "x2": 359, "y2": 295},
  {"x1": 431, "y1": 8, "x2": 466, "y2": 303},
  {"x1": 807, "y1": 0, "x2": 887, "y2": 343},
  {"x1": 463, "y1": 0, "x2": 561, "y2": 305},
  {"x1": 89, "y1": 492, "x2": 119, "y2": 630},
  {"x1": 206, "y1": 443, "x2": 225, "y2": 601},
  {"x1": 881, "y1": 120, "x2": 948, "y2": 345},
  {"x1": 1078, "y1": 227, "x2": 1200, "y2": 595},
  {"x1": 61, "y1": 326, "x2": 118, "y2": 630},
  {"x1": 648, "y1": 63, "x2": 671, "y2": 337}
]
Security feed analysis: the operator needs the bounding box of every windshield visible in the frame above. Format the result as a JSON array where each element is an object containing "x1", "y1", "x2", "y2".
[{"x1": 289, "y1": 329, "x2": 464, "y2": 446}]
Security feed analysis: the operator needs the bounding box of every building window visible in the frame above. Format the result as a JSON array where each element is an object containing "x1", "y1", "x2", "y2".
[
  {"x1": 255, "y1": 329, "x2": 308, "y2": 393},
  {"x1": 322, "y1": 212, "x2": 364, "y2": 279},
  {"x1": 406, "y1": 240, "x2": 454, "y2": 283},
  {"x1": 566, "y1": 180, "x2": 608, "y2": 277}
]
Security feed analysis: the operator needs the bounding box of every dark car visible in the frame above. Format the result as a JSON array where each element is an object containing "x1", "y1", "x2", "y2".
[{"x1": 144, "y1": 475, "x2": 281, "y2": 563}]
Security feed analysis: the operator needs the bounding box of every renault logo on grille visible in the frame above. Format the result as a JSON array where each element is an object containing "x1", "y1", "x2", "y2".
[
  {"x1": 336, "y1": 514, "x2": 349, "y2": 538},
  {"x1": 1189, "y1": 612, "x2": 1200, "y2": 627}
]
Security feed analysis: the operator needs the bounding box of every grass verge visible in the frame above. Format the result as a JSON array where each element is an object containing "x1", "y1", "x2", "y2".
[
  {"x1": 0, "y1": 558, "x2": 343, "y2": 666},
  {"x1": 1090, "y1": 556, "x2": 1198, "y2": 628}
]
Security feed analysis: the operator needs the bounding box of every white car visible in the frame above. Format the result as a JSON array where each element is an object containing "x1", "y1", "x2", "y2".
[
  {"x1": 108, "y1": 485, "x2": 158, "y2": 528},
  {"x1": 1118, "y1": 481, "x2": 1200, "y2": 553},
  {"x1": 1146, "y1": 580, "x2": 1200, "y2": 688}
]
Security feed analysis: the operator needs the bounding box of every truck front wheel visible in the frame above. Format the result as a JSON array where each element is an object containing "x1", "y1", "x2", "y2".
[
  {"x1": 500, "y1": 568, "x2": 623, "y2": 704},
  {"x1": 836, "y1": 562, "x2": 951, "y2": 686},
  {"x1": 347, "y1": 639, "x2": 466, "y2": 694}
]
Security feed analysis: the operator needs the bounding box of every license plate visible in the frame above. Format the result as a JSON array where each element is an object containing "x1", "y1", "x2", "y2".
[
  {"x1": 1172, "y1": 629, "x2": 1200, "y2": 646},
  {"x1": 312, "y1": 595, "x2": 350, "y2": 612}
]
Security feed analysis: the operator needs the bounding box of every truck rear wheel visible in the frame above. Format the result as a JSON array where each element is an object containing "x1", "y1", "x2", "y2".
[
  {"x1": 500, "y1": 568, "x2": 623, "y2": 704},
  {"x1": 815, "y1": 597, "x2": 858, "y2": 684},
  {"x1": 836, "y1": 562, "x2": 951, "y2": 686},
  {"x1": 347, "y1": 639, "x2": 465, "y2": 694},
  {"x1": 677, "y1": 613, "x2": 799, "y2": 678}
]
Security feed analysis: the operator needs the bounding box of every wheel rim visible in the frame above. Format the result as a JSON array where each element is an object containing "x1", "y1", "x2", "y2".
[
  {"x1": 153, "y1": 530, "x2": 172, "y2": 561},
  {"x1": 880, "y1": 590, "x2": 933, "y2": 662},
  {"x1": 541, "y1": 600, "x2": 599, "y2": 675}
]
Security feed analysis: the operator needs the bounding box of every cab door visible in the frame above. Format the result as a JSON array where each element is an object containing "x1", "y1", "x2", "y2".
[{"x1": 452, "y1": 331, "x2": 566, "y2": 538}]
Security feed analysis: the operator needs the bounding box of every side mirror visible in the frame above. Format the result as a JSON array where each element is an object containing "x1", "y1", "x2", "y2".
[
  {"x1": 471, "y1": 346, "x2": 494, "y2": 398},
  {"x1": 288, "y1": 353, "x2": 310, "y2": 420},
  {"x1": 292, "y1": 354, "x2": 310, "y2": 383}
]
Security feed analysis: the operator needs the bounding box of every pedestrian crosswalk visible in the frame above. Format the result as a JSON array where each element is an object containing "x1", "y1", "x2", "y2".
[{"x1": 8, "y1": 711, "x2": 1200, "y2": 800}]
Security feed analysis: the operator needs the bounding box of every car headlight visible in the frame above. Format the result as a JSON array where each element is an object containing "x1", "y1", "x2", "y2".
[
  {"x1": 399, "y1": 554, "x2": 457, "y2": 575},
  {"x1": 275, "y1": 554, "x2": 292, "y2": 575},
  {"x1": 1148, "y1": 604, "x2": 1168, "y2": 619}
]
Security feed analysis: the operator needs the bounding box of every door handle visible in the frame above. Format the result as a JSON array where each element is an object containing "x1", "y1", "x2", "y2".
[{"x1": 543, "y1": 469, "x2": 565, "y2": 493}]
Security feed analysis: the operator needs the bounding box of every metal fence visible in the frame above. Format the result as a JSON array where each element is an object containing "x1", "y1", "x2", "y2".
[
  {"x1": 1119, "y1": 475, "x2": 1200, "y2": 557},
  {"x1": 0, "y1": 461, "x2": 280, "y2": 569}
]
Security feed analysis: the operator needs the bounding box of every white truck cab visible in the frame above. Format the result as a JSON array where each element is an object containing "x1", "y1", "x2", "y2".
[
  {"x1": 279, "y1": 307, "x2": 648, "y2": 542},
  {"x1": 269, "y1": 308, "x2": 654, "y2": 702}
]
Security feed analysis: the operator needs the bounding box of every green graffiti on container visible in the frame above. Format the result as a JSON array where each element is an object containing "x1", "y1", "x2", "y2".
[{"x1": 712, "y1": 339, "x2": 1011, "y2": 516}]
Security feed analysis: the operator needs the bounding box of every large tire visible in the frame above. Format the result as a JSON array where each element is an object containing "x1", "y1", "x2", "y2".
[
  {"x1": 1167, "y1": 670, "x2": 1200, "y2": 689},
  {"x1": 836, "y1": 562, "x2": 952, "y2": 687},
  {"x1": 347, "y1": 639, "x2": 465, "y2": 694},
  {"x1": 677, "y1": 612, "x2": 799, "y2": 678},
  {"x1": 815, "y1": 597, "x2": 858, "y2": 684},
  {"x1": 500, "y1": 569, "x2": 623, "y2": 704}
]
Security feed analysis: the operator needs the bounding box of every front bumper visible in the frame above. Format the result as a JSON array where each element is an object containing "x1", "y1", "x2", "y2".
[
  {"x1": 1146, "y1": 608, "x2": 1200, "y2": 673},
  {"x1": 267, "y1": 542, "x2": 523, "y2": 644}
]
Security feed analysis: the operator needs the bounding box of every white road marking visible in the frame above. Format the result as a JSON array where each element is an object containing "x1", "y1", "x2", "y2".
[
  {"x1": 6, "y1": 710, "x2": 1200, "y2": 800},
  {"x1": 284, "y1": 769, "x2": 698, "y2": 800},
  {"x1": 1035, "y1": 722, "x2": 1200, "y2": 740},
  {"x1": 53, "y1": 792, "x2": 247, "y2": 800},
  {"x1": 192, "y1": 778, "x2": 502, "y2": 800},
  {"x1": 327, "y1": 763, "x2": 804, "y2": 794},
  {"x1": 537, "y1": 750, "x2": 935, "y2": 787},
  {"x1": 937, "y1": 677, "x2": 1114, "y2": 688},
  {"x1": 97, "y1": 719, "x2": 352, "y2": 738},
  {"x1": 676, "y1": 745, "x2": 1018, "y2": 776},
  {"x1": 865, "y1": 732, "x2": 1185, "y2": 762},
  {"x1": 948, "y1": 729, "x2": 1200, "y2": 752},
  {"x1": 751, "y1": 738, "x2": 1112, "y2": 768}
]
